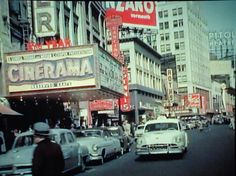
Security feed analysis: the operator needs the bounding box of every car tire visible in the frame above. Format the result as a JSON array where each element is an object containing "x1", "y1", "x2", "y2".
[{"x1": 99, "y1": 150, "x2": 105, "y2": 165}]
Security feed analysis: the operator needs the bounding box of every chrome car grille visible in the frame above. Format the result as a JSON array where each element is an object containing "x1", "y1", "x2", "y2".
[{"x1": 149, "y1": 144, "x2": 168, "y2": 150}]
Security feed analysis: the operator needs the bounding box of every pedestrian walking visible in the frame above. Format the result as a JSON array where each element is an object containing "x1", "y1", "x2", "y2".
[{"x1": 32, "y1": 122, "x2": 64, "y2": 176}]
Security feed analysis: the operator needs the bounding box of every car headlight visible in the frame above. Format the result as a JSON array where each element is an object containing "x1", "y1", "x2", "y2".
[
  {"x1": 175, "y1": 136, "x2": 182, "y2": 143},
  {"x1": 92, "y1": 144, "x2": 98, "y2": 151}
]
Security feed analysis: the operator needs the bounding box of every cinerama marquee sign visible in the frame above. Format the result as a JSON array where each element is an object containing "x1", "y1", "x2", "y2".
[{"x1": 4, "y1": 44, "x2": 123, "y2": 95}]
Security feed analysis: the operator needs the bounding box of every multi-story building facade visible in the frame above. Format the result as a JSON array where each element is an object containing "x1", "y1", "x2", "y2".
[
  {"x1": 112, "y1": 37, "x2": 163, "y2": 124},
  {"x1": 210, "y1": 59, "x2": 235, "y2": 116},
  {"x1": 156, "y1": 1, "x2": 212, "y2": 113}
]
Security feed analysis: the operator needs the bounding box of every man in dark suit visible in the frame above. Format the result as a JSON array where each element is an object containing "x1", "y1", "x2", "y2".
[{"x1": 32, "y1": 122, "x2": 64, "y2": 176}]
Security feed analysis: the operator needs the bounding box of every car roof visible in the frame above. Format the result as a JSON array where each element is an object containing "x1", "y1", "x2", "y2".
[
  {"x1": 16, "y1": 128, "x2": 72, "y2": 137},
  {"x1": 145, "y1": 118, "x2": 180, "y2": 125}
]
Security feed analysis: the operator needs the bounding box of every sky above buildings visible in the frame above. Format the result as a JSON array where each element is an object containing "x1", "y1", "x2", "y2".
[{"x1": 199, "y1": 1, "x2": 236, "y2": 31}]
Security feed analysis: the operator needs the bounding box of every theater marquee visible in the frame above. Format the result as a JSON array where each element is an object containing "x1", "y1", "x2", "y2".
[{"x1": 4, "y1": 45, "x2": 123, "y2": 95}]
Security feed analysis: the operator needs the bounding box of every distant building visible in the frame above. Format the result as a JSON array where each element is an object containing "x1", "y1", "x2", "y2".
[
  {"x1": 156, "y1": 1, "x2": 211, "y2": 114},
  {"x1": 210, "y1": 60, "x2": 235, "y2": 116}
]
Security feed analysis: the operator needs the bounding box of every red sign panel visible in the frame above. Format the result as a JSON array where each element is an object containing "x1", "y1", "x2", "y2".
[
  {"x1": 183, "y1": 93, "x2": 201, "y2": 107},
  {"x1": 200, "y1": 96, "x2": 206, "y2": 114},
  {"x1": 26, "y1": 38, "x2": 71, "y2": 51},
  {"x1": 105, "y1": 1, "x2": 157, "y2": 28},
  {"x1": 120, "y1": 67, "x2": 131, "y2": 112},
  {"x1": 89, "y1": 100, "x2": 115, "y2": 111}
]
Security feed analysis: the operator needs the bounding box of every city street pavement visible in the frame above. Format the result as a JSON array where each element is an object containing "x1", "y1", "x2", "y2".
[{"x1": 73, "y1": 125, "x2": 235, "y2": 176}]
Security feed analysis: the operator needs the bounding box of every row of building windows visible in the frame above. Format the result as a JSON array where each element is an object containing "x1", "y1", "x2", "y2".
[
  {"x1": 135, "y1": 52, "x2": 161, "y2": 76},
  {"x1": 160, "y1": 41, "x2": 185, "y2": 53},
  {"x1": 159, "y1": 19, "x2": 184, "y2": 30},
  {"x1": 158, "y1": 8, "x2": 183, "y2": 18},
  {"x1": 160, "y1": 30, "x2": 184, "y2": 42},
  {"x1": 175, "y1": 42, "x2": 185, "y2": 50},
  {"x1": 177, "y1": 75, "x2": 187, "y2": 83},
  {"x1": 177, "y1": 64, "x2": 186, "y2": 72},
  {"x1": 136, "y1": 69, "x2": 161, "y2": 90},
  {"x1": 160, "y1": 44, "x2": 170, "y2": 52},
  {"x1": 175, "y1": 53, "x2": 186, "y2": 61}
]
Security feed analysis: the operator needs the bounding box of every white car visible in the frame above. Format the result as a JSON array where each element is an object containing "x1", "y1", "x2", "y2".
[
  {"x1": 0, "y1": 128, "x2": 86, "y2": 176},
  {"x1": 73, "y1": 128, "x2": 122, "y2": 164},
  {"x1": 136, "y1": 118, "x2": 189, "y2": 156},
  {"x1": 134, "y1": 124, "x2": 145, "y2": 139}
]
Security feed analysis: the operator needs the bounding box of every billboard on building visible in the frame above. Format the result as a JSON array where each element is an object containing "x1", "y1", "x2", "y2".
[
  {"x1": 4, "y1": 45, "x2": 123, "y2": 95},
  {"x1": 183, "y1": 93, "x2": 201, "y2": 108},
  {"x1": 89, "y1": 99, "x2": 115, "y2": 111},
  {"x1": 105, "y1": 1, "x2": 157, "y2": 28},
  {"x1": 33, "y1": 1, "x2": 57, "y2": 37}
]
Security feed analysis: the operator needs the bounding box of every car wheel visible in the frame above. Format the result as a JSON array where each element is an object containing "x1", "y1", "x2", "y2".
[{"x1": 99, "y1": 150, "x2": 105, "y2": 165}]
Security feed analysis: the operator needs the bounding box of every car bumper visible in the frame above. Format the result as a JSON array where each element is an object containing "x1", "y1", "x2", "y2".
[
  {"x1": 89, "y1": 153, "x2": 103, "y2": 161},
  {"x1": 136, "y1": 144, "x2": 184, "y2": 155}
]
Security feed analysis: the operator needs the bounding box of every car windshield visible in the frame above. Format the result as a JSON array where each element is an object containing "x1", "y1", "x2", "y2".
[
  {"x1": 137, "y1": 125, "x2": 144, "y2": 130},
  {"x1": 14, "y1": 135, "x2": 34, "y2": 148},
  {"x1": 108, "y1": 129, "x2": 120, "y2": 136},
  {"x1": 14, "y1": 134, "x2": 59, "y2": 148},
  {"x1": 74, "y1": 130, "x2": 102, "y2": 137},
  {"x1": 145, "y1": 123, "x2": 178, "y2": 132}
]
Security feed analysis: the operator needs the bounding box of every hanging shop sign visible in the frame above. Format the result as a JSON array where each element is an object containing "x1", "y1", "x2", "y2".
[
  {"x1": 105, "y1": 1, "x2": 157, "y2": 28},
  {"x1": 105, "y1": 13, "x2": 131, "y2": 112},
  {"x1": 33, "y1": 1, "x2": 57, "y2": 37},
  {"x1": 166, "y1": 69, "x2": 174, "y2": 102},
  {"x1": 120, "y1": 67, "x2": 131, "y2": 112},
  {"x1": 5, "y1": 45, "x2": 98, "y2": 94}
]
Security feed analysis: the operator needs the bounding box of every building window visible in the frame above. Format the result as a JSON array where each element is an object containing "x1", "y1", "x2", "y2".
[
  {"x1": 164, "y1": 22, "x2": 169, "y2": 29},
  {"x1": 178, "y1": 8, "x2": 183, "y2": 15},
  {"x1": 175, "y1": 54, "x2": 180, "y2": 61},
  {"x1": 159, "y1": 23, "x2": 164, "y2": 30},
  {"x1": 181, "y1": 64, "x2": 186, "y2": 72},
  {"x1": 172, "y1": 8, "x2": 177, "y2": 16},
  {"x1": 166, "y1": 44, "x2": 170, "y2": 52},
  {"x1": 160, "y1": 34, "x2": 164, "y2": 41},
  {"x1": 158, "y1": 11, "x2": 163, "y2": 18},
  {"x1": 179, "y1": 19, "x2": 183, "y2": 27},
  {"x1": 164, "y1": 10, "x2": 168, "y2": 18},
  {"x1": 175, "y1": 43, "x2": 180, "y2": 50},
  {"x1": 182, "y1": 75, "x2": 187, "y2": 82},
  {"x1": 173, "y1": 20, "x2": 178, "y2": 27},
  {"x1": 161, "y1": 45, "x2": 165, "y2": 52},
  {"x1": 165, "y1": 33, "x2": 170, "y2": 40},
  {"x1": 174, "y1": 31, "x2": 178, "y2": 39},
  {"x1": 65, "y1": 16, "x2": 70, "y2": 38},
  {"x1": 179, "y1": 31, "x2": 184, "y2": 38},
  {"x1": 177, "y1": 65, "x2": 181, "y2": 72},
  {"x1": 181, "y1": 53, "x2": 186, "y2": 61},
  {"x1": 180, "y1": 42, "x2": 185, "y2": 50}
]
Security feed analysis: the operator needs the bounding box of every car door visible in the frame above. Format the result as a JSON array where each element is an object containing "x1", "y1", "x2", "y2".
[
  {"x1": 104, "y1": 129, "x2": 118, "y2": 154},
  {"x1": 59, "y1": 132, "x2": 75, "y2": 170},
  {"x1": 65, "y1": 132, "x2": 79, "y2": 168}
]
